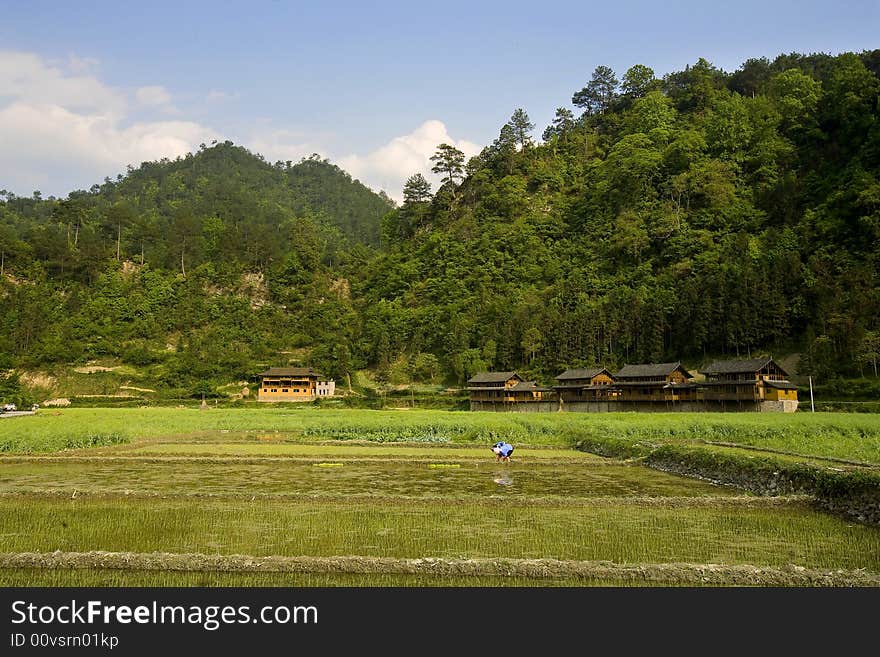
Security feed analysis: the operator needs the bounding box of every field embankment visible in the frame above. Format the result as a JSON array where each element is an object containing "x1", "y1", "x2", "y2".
[
  {"x1": 2, "y1": 552, "x2": 877, "y2": 587},
  {"x1": 571, "y1": 433, "x2": 880, "y2": 525}
]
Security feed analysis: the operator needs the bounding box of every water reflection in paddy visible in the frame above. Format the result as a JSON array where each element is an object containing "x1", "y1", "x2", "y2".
[{"x1": 0, "y1": 459, "x2": 730, "y2": 498}]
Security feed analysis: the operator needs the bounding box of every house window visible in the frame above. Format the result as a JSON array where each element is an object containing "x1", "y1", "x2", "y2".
[
  {"x1": 262, "y1": 389, "x2": 267, "y2": 393},
  {"x1": 271, "y1": 389, "x2": 277, "y2": 393},
  {"x1": 282, "y1": 389, "x2": 288, "y2": 393}
]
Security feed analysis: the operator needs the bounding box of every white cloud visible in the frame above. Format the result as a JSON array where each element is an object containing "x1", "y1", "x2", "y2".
[
  {"x1": 0, "y1": 50, "x2": 485, "y2": 204},
  {"x1": 250, "y1": 119, "x2": 482, "y2": 204},
  {"x1": 135, "y1": 85, "x2": 173, "y2": 108},
  {"x1": 66, "y1": 54, "x2": 100, "y2": 75},
  {"x1": 339, "y1": 120, "x2": 482, "y2": 202},
  {"x1": 0, "y1": 50, "x2": 217, "y2": 196},
  {"x1": 0, "y1": 51, "x2": 124, "y2": 116}
]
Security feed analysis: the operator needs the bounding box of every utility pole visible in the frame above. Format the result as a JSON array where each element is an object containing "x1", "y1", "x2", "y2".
[{"x1": 809, "y1": 376, "x2": 814, "y2": 413}]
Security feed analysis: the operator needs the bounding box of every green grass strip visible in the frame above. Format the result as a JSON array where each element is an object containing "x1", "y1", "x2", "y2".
[
  {"x1": 6, "y1": 408, "x2": 880, "y2": 463},
  {"x1": 2, "y1": 498, "x2": 878, "y2": 570}
]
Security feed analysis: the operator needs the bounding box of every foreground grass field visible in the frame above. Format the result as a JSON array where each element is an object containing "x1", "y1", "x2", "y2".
[
  {"x1": 4, "y1": 407, "x2": 880, "y2": 463},
  {"x1": 3, "y1": 497, "x2": 877, "y2": 568},
  {"x1": 1, "y1": 407, "x2": 879, "y2": 586}
]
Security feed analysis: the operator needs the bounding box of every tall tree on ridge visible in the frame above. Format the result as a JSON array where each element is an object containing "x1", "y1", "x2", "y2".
[
  {"x1": 430, "y1": 144, "x2": 466, "y2": 196},
  {"x1": 491, "y1": 123, "x2": 518, "y2": 175},
  {"x1": 542, "y1": 107, "x2": 575, "y2": 141},
  {"x1": 398, "y1": 173, "x2": 433, "y2": 236},
  {"x1": 402, "y1": 174, "x2": 432, "y2": 205},
  {"x1": 573, "y1": 65, "x2": 619, "y2": 115},
  {"x1": 621, "y1": 64, "x2": 657, "y2": 99},
  {"x1": 509, "y1": 108, "x2": 535, "y2": 149}
]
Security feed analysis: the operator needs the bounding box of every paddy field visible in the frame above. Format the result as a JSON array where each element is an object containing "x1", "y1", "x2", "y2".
[{"x1": 1, "y1": 408, "x2": 878, "y2": 586}]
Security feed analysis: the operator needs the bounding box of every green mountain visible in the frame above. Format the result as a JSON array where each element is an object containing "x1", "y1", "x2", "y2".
[
  {"x1": 0, "y1": 143, "x2": 391, "y2": 397},
  {"x1": 360, "y1": 50, "x2": 880, "y2": 384},
  {"x1": 1, "y1": 50, "x2": 879, "y2": 401},
  {"x1": 2, "y1": 141, "x2": 392, "y2": 277}
]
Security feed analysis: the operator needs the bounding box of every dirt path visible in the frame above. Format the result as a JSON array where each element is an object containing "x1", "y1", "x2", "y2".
[{"x1": 2, "y1": 550, "x2": 877, "y2": 586}]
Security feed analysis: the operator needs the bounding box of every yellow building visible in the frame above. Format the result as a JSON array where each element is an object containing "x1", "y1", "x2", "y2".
[
  {"x1": 256, "y1": 367, "x2": 335, "y2": 402},
  {"x1": 763, "y1": 380, "x2": 799, "y2": 401},
  {"x1": 699, "y1": 358, "x2": 798, "y2": 403}
]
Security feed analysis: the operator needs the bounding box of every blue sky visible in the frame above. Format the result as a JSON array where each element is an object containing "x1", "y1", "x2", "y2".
[{"x1": 1, "y1": 0, "x2": 877, "y2": 201}]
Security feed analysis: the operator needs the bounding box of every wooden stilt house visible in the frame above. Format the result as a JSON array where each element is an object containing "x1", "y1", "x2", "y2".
[
  {"x1": 613, "y1": 362, "x2": 699, "y2": 402},
  {"x1": 467, "y1": 371, "x2": 552, "y2": 407},
  {"x1": 699, "y1": 358, "x2": 798, "y2": 406},
  {"x1": 553, "y1": 367, "x2": 617, "y2": 402}
]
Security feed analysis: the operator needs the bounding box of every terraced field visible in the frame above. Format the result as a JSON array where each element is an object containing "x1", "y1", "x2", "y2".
[{"x1": 1, "y1": 411, "x2": 879, "y2": 586}]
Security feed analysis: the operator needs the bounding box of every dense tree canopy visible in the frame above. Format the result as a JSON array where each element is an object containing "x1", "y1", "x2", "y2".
[
  {"x1": 365, "y1": 49, "x2": 880, "y2": 383},
  {"x1": 1, "y1": 50, "x2": 879, "y2": 393}
]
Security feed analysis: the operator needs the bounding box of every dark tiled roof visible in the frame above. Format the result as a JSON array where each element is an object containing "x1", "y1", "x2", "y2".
[
  {"x1": 467, "y1": 371, "x2": 520, "y2": 384},
  {"x1": 764, "y1": 380, "x2": 799, "y2": 390},
  {"x1": 554, "y1": 383, "x2": 616, "y2": 391},
  {"x1": 508, "y1": 381, "x2": 553, "y2": 393},
  {"x1": 257, "y1": 367, "x2": 324, "y2": 378},
  {"x1": 699, "y1": 358, "x2": 788, "y2": 377},
  {"x1": 555, "y1": 368, "x2": 613, "y2": 381},
  {"x1": 615, "y1": 362, "x2": 693, "y2": 379}
]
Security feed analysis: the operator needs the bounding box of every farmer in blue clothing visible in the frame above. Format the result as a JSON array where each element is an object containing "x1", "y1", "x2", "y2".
[{"x1": 491, "y1": 441, "x2": 514, "y2": 463}]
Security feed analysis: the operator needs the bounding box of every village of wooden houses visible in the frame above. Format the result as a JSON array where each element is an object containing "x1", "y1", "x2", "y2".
[
  {"x1": 254, "y1": 359, "x2": 799, "y2": 413},
  {"x1": 467, "y1": 358, "x2": 799, "y2": 413}
]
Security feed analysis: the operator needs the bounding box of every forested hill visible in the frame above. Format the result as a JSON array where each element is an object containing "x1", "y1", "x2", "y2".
[
  {"x1": 1, "y1": 50, "x2": 879, "y2": 400},
  {"x1": 362, "y1": 50, "x2": 880, "y2": 384},
  {"x1": 0, "y1": 142, "x2": 393, "y2": 395},
  {"x1": 2, "y1": 142, "x2": 392, "y2": 270}
]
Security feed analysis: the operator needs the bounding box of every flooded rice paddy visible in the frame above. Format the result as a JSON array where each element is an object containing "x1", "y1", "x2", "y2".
[
  {"x1": 0, "y1": 453, "x2": 726, "y2": 499},
  {"x1": 2, "y1": 434, "x2": 879, "y2": 585}
]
